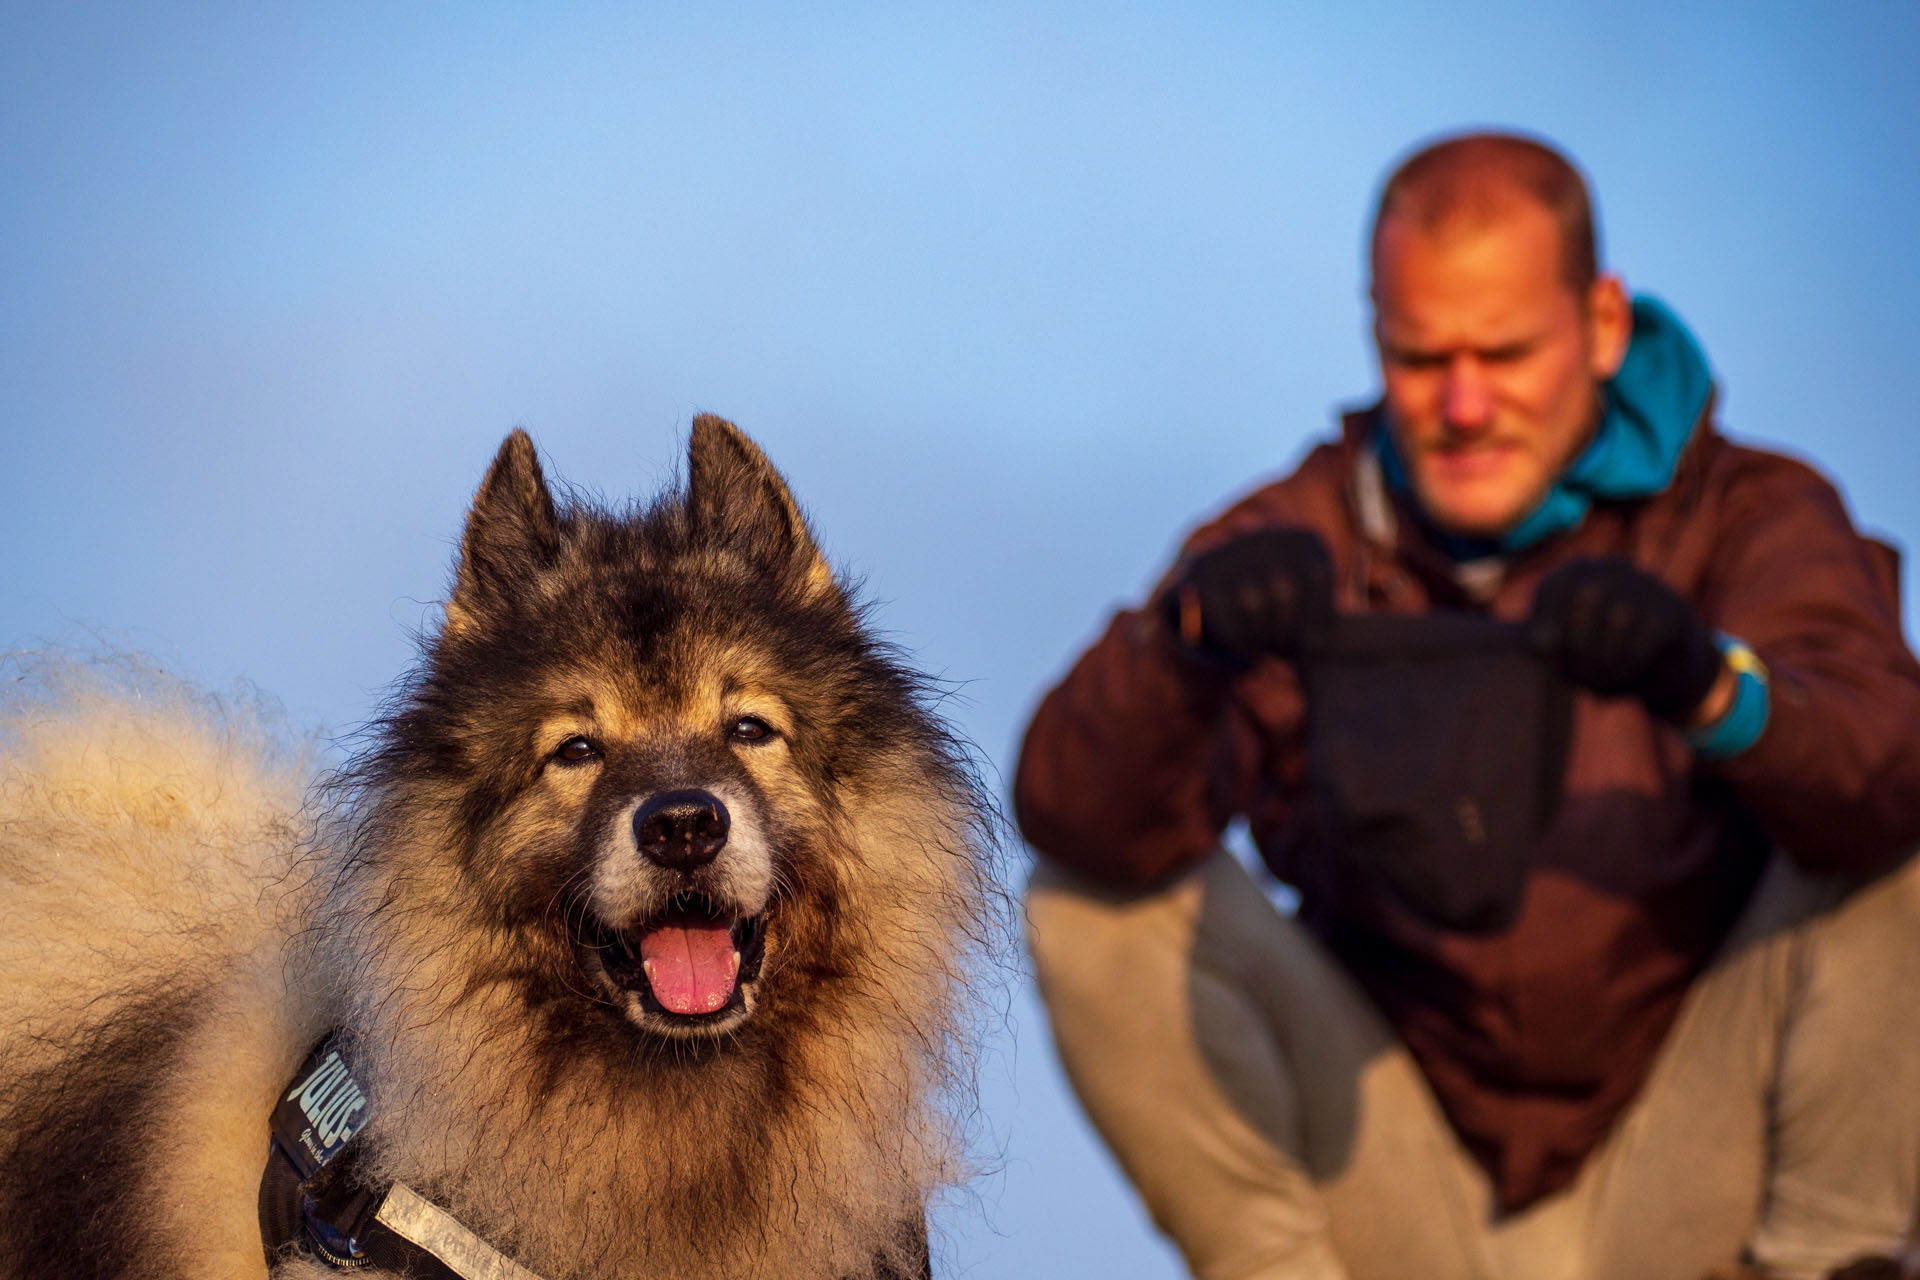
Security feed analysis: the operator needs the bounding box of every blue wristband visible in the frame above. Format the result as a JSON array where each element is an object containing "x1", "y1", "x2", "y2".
[{"x1": 1686, "y1": 635, "x2": 1769, "y2": 761}]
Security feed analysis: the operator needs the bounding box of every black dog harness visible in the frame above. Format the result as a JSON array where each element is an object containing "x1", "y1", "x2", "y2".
[{"x1": 259, "y1": 1035, "x2": 545, "y2": 1278}]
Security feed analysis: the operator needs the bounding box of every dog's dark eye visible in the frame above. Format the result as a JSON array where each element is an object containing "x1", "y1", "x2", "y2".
[
  {"x1": 729, "y1": 716, "x2": 775, "y2": 744},
  {"x1": 554, "y1": 736, "x2": 599, "y2": 764}
]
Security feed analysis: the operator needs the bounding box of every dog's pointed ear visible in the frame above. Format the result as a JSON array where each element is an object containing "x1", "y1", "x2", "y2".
[
  {"x1": 447, "y1": 429, "x2": 561, "y2": 633},
  {"x1": 687, "y1": 415, "x2": 835, "y2": 598}
]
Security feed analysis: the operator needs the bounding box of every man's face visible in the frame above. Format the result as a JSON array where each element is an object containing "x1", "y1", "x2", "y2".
[{"x1": 1372, "y1": 201, "x2": 1629, "y2": 538}]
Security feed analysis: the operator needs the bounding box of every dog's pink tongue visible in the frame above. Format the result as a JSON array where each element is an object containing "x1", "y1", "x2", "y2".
[{"x1": 639, "y1": 920, "x2": 738, "y2": 1015}]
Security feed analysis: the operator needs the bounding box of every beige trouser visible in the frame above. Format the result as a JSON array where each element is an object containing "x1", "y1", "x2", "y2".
[{"x1": 1027, "y1": 849, "x2": 1920, "y2": 1280}]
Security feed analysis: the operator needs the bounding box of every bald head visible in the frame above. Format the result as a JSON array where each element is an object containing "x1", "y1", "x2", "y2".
[{"x1": 1369, "y1": 132, "x2": 1599, "y2": 297}]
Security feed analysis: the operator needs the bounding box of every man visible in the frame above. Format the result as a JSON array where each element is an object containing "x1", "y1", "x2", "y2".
[{"x1": 1015, "y1": 132, "x2": 1920, "y2": 1280}]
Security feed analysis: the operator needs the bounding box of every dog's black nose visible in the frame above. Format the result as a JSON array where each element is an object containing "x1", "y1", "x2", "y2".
[{"x1": 633, "y1": 790, "x2": 730, "y2": 870}]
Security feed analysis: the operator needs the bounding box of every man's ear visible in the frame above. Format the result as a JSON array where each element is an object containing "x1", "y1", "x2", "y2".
[
  {"x1": 446, "y1": 429, "x2": 560, "y2": 634},
  {"x1": 686, "y1": 414, "x2": 834, "y2": 599},
  {"x1": 1586, "y1": 273, "x2": 1633, "y2": 380}
]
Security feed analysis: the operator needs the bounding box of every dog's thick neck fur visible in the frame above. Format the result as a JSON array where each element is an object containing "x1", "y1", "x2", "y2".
[{"x1": 319, "y1": 768, "x2": 983, "y2": 1280}]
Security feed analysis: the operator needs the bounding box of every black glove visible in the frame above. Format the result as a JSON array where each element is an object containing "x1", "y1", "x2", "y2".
[
  {"x1": 1163, "y1": 528, "x2": 1335, "y2": 669},
  {"x1": 1526, "y1": 558, "x2": 1724, "y2": 721}
]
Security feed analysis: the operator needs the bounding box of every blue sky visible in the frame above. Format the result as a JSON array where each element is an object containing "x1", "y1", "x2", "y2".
[{"x1": 6, "y1": 4, "x2": 1919, "y2": 1275}]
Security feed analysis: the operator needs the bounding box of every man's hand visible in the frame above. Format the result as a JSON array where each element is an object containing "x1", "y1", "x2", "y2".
[
  {"x1": 1526, "y1": 557, "x2": 1726, "y2": 722},
  {"x1": 1163, "y1": 528, "x2": 1335, "y2": 669}
]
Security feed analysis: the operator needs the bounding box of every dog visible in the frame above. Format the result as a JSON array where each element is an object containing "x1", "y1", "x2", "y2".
[{"x1": 0, "y1": 417, "x2": 1000, "y2": 1280}]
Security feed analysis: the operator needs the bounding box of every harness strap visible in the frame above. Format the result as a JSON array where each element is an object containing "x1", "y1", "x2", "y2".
[
  {"x1": 258, "y1": 1034, "x2": 543, "y2": 1279},
  {"x1": 372, "y1": 1184, "x2": 544, "y2": 1280}
]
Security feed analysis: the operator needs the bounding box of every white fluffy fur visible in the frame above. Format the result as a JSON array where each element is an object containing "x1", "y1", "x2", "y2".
[{"x1": 0, "y1": 656, "x2": 328, "y2": 1276}]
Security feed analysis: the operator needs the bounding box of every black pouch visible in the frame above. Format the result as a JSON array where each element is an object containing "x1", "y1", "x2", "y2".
[{"x1": 1299, "y1": 613, "x2": 1572, "y2": 933}]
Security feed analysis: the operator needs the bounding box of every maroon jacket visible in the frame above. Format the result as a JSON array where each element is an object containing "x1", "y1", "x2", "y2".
[{"x1": 1014, "y1": 407, "x2": 1920, "y2": 1209}]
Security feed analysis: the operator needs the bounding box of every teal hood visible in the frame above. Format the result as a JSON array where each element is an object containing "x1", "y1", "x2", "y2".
[{"x1": 1377, "y1": 294, "x2": 1715, "y2": 557}]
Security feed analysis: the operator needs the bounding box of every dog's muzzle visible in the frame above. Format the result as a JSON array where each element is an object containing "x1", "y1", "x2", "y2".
[{"x1": 578, "y1": 786, "x2": 774, "y2": 1033}]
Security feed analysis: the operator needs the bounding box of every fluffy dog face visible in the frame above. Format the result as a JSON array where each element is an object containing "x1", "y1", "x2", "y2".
[{"x1": 361, "y1": 417, "x2": 966, "y2": 1052}]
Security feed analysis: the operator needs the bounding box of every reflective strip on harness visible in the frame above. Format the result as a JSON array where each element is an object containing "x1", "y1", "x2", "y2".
[{"x1": 373, "y1": 1184, "x2": 547, "y2": 1280}]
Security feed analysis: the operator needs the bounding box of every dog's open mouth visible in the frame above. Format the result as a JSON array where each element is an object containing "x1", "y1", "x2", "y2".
[{"x1": 587, "y1": 893, "x2": 769, "y2": 1022}]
